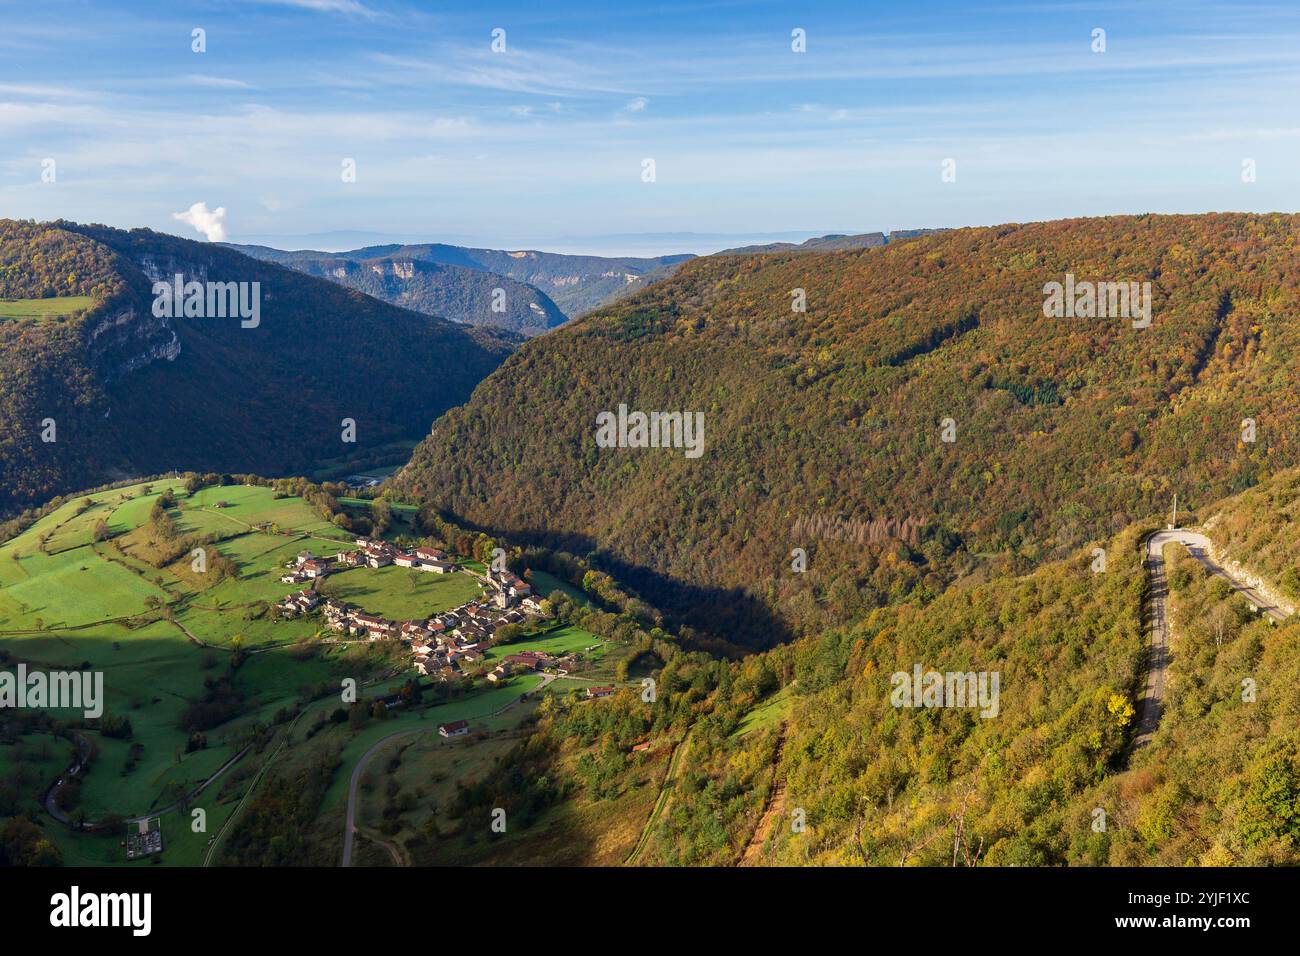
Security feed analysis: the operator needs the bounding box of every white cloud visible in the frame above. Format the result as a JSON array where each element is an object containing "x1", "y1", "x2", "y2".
[
  {"x1": 173, "y1": 202, "x2": 228, "y2": 242},
  {"x1": 624, "y1": 96, "x2": 648, "y2": 113},
  {"x1": 245, "y1": 0, "x2": 374, "y2": 14},
  {"x1": 183, "y1": 74, "x2": 254, "y2": 89}
]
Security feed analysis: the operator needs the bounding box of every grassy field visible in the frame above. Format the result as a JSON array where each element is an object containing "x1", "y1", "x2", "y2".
[
  {"x1": 485, "y1": 624, "x2": 604, "y2": 662},
  {"x1": 318, "y1": 563, "x2": 484, "y2": 621},
  {"x1": 529, "y1": 570, "x2": 590, "y2": 606},
  {"x1": 0, "y1": 295, "x2": 96, "y2": 318},
  {"x1": 0, "y1": 479, "x2": 422, "y2": 864},
  {"x1": 337, "y1": 496, "x2": 418, "y2": 518},
  {"x1": 0, "y1": 475, "x2": 644, "y2": 868},
  {"x1": 733, "y1": 687, "x2": 792, "y2": 736},
  {"x1": 404, "y1": 717, "x2": 670, "y2": 866}
]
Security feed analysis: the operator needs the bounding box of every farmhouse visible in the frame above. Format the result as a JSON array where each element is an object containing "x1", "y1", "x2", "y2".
[
  {"x1": 277, "y1": 588, "x2": 320, "y2": 617},
  {"x1": 439, "y1": 720, "x2": 470, "y2": 737},
  {"x1": 300, "y1": 558, "x2": 331, "y2": 579},
  {"x1": 393, "y1": 553, "x2": 418, "y2": 568},
  {"x1": 503, "y1": 651, "x2": 553, "y2": 671},
  {"x1": 586, "y1": 685, "x2": 615, "y2": 699}
]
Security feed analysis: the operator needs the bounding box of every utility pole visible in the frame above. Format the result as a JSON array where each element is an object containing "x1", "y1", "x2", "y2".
[{"x1": 1170, "y1": 493, "x2": 1177, "y2": 530}]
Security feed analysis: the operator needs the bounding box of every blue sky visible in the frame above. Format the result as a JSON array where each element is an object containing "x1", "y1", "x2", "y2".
[{"x1": 3, "y1": 0, "x2": 1300, "y2": 254}]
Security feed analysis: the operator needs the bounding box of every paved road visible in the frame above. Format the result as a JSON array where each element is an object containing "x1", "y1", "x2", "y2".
[
  {"x1": 339, "y1": 680, "x2": 547, "y2": 866},
  {"x1": 341, "y1": 731, "x2": 422, "y2": 867},
  {"x1": 43, "y1": 734, "x2": 92, "y2": 825},
  {"x1": 1137, "y1": 529, "x2": 1288, "y2": 748}
]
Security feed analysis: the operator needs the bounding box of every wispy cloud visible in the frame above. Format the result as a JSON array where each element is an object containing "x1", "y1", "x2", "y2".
[
  {"x1": 244, "y1": 0, "x2": 376, "y2": 15},
  {"x1": 182, "y1": 74, "x2": 255, "y2": 89}
]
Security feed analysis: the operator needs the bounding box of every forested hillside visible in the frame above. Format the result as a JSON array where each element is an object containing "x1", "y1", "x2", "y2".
[
  {"x1": 395, "y1": 213, "x2": 1300, "y2": 647},
  {"x1": 0, "y1": 220, "x2": 515, "y2": 513},
  {"x1": 435, "y1": 475, "x2": 1300, "y2": 867}
]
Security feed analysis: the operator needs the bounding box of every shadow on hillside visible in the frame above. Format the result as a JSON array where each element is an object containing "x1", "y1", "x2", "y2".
[{"x1": 437, "y1": 516, "x2": 794, "y2": 655}]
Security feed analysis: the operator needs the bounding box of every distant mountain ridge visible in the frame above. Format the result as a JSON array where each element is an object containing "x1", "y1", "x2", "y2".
[
  {"x1": 226, "y1": 231, "x2": 948, "y2": 331},
  {"x1": 714, "y1": 227, "x2": 947, "y2": 255},
  {"x1": 229, "y1": 245, "x2": 566, "y2": 337},
  {"x1": 227, "y1": 241, "x2": 692, "y2": 327}
]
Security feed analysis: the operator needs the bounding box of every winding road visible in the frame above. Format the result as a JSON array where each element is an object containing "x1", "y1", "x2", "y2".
[
  {"x1": 341, "y1": 730, "x2": 422, "y2": 867},
  {"x1": 339, "y1": 675, "x2": 561, "y2": 866},
  {"x1": 1136, "y1": 529, "x2": 1288, "y2": 747}
]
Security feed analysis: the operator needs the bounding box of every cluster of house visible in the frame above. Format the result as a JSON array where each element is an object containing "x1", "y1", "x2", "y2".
[
  {"x1": 280, "y1": 537, "x2": 455, "y2": 586},
  {"x1": 274, "y1": 544, "x2": 558, "y2": 682},
  {"x1": 485, "y1": 649, "x2": 555, "y2": 683}
]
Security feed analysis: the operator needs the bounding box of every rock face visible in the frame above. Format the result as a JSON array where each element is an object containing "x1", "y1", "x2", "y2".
[
  {"x1": 254, "y1": 253, "x2": 565, "y2": 336},
  {"x1": 84, "y1": 303, "x2": 180, "y2": 384}
]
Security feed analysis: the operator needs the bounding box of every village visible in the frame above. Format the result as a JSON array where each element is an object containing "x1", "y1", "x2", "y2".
[{"x1": 272, "y1": 535, "x2": 613, "y2": 704}]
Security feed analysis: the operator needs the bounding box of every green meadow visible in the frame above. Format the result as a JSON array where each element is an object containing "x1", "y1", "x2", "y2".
[
  {"x1": 0, "y1": 476, "x2": 637, "y2": 868},
  {"x1": 318, "y1": 563, "x2": 484, "y2": 621},
  {"x1": 0, "y1": 295, "x2": 96, "y2": 319},
  {"x1": 0, "y1": 476, "x2": 614, "y2": 866},
  {"x1": 485, "y1": 624, "x2": 605, "y2": 662},
  {"x1": 0, "y1": 480, "x2": 403, "y2": 859},
  {"x1": 529, "y1": 570, "x2": 590, "y2": 606},
  {"x1": 732, "y1": 686, "x2": 792, "y2": 737}
]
